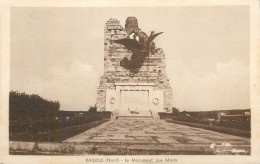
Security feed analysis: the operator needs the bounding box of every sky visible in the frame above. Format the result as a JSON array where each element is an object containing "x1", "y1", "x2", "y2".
[{"x1": 10, "y1": 7, "x2": 250, "y2": 111}]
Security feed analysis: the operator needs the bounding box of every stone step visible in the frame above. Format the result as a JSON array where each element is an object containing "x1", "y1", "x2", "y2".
[
  {"x1": 118, "y1": 109, "x2": 152, "y2": 117},
  {"x1": 117, "y1": 116, "x2": 154, "y2": 120}
]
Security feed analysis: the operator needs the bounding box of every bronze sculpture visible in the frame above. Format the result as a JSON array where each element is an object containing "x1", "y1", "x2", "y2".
[{"x1": 114, "y1": 17, "x2": 163, "y2": 74}]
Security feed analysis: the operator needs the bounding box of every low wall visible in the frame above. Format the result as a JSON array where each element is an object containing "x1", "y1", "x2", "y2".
[
  {"x1": 9, "y1": 141, "x2": 93, "y2": 155},
  {"x1": 9, "y1": 141, "x2": 214, "y2": 155}
]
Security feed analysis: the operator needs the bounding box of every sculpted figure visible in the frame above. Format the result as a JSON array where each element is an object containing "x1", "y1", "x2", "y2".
[{"x1": 114, "y1": 17, "x2": 162, "y2": 74}]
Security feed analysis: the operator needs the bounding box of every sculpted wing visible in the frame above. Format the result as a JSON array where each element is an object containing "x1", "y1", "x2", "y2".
[
  {"x1": 145, "y1": 32, "x2": 163, "y2": 47},
  {"x1": 114, "y1": 38, "x2": 142, "y2": 52}
]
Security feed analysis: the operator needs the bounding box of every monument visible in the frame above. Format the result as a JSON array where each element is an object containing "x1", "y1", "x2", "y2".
[{"x1": 97, "y1": 17, "x2": 173, "y2": 119}]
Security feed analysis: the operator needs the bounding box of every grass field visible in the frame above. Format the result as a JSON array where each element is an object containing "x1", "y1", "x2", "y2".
[
  {"x1": 10, "y1": 119, "x2": 109, "y2": 142},
  {"x1": 167, "y1": 120, "x2": 250, "y2": 138},
  {"x1": 10, "y1": 110, "x2": 111, "y2": 142}
]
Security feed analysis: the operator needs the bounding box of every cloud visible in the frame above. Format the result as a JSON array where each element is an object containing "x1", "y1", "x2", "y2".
[
  {"x1": 49, "y1": 60, "x2": 101, "y2": 110},
  {"x1": 172, "y1": 58, "x2": 249, "y2": 111},
  {"x1": 10, "y1": 7, "x2": 249, "y2": 111},
  {"x1": 13, "y1": 58, "x2": 249, "y2": 112},
  {"x1": 11, "y1": 60, "x2": 101, "y2": 111}
]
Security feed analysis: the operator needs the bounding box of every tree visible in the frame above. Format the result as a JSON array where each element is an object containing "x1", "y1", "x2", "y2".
[
  {"x1": 172, "y1": 107, "x2": 179, "y2": 114},
  {"x1": 88, "y1": 104, "x2": 97, "y2": 113},
  {"x1": 9, "y1": 91, "x2": 61, "y2": 140}
]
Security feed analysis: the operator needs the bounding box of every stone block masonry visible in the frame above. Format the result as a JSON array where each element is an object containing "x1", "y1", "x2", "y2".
[{"x1": 97, "y1": 18, "x2": 173, "y2": 113}]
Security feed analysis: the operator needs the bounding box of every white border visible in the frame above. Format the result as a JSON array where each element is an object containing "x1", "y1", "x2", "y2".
[{"x1": 1, "y1": 0, "x2": 260, "y2": 164}]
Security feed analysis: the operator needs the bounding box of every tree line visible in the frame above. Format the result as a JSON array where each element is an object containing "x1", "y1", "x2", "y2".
[
  {"x1": 9, "y1": 91, "x2": 61, "y2": 134},
  {"x1": 9, "y1": 91, "x2": 60, "y2": 120},
  {"x1": 9, "y1": 91, "x2": 110, "y2": 141}
]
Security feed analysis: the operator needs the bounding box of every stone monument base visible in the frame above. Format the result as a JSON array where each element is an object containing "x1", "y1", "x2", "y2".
[
  {"x1": 96, "y1": 18, "x2": 173, "y2": 118},
  {"x1": 105, "y1": 83, "x2": 163, "y2": 119}
]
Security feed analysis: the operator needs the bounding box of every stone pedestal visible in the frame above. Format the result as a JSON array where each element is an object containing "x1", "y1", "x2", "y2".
[{"x1": 97, "y1": 18, "x2": 173, "y2": 118}]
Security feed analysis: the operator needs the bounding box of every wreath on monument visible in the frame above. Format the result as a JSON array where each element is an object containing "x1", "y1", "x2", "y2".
[
  {"x1": 109, "y1": 97, "x2": 115, "y2": 104},
  {"x1": 152, "y1": 98, "x2": 159, "y2": 105}
]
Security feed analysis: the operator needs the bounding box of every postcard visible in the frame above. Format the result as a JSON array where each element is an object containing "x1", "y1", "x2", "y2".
[{"x1": 1, "y1": 0, "x2": 260, "y2": 163}]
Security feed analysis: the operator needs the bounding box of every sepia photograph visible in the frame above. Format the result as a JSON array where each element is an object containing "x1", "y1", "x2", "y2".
[{"x1": 1, "y1": 0, "x2": 260, "y2": 163}]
